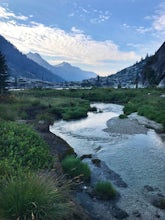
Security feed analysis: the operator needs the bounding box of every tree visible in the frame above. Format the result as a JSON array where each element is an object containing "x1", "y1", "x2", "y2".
[{"x1": 0, "y1": 52, "x2": 8, "y2": 94}]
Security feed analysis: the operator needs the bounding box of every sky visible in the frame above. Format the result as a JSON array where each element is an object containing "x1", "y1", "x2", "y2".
[{"x1": 0, "y1": 0, "x2": 165, "y2": 76}]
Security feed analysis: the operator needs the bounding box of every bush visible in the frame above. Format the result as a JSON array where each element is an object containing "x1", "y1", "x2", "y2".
[
  {"x1": 0, "y1": 172, "x2": 73, "y2": 220},
  {"x1": 0, "y1": 105, "x2": 17, "y2": 121},
  {"x1": 62, "y1": 108, "x2": 88, "y2": 121},
  {"x1": 0, "y1": 121, "x2": 54, "y2": 171},
  {"x1": 61, "y1": 155, "x2": 91, "y2": 181},
  {"x1": 94, "y1": 181, "x2": 116, "y2": 200},
  {"x1": 123, "y1": 102, "x2": 138, "y2": 115},
  {"x1": 119, "y1": 114, "x2": 127, "y2": 119}
]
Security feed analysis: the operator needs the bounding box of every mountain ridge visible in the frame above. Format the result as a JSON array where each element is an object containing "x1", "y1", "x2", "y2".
[
  {"x1": 0, "y1": 35, "x2": 64, "y2": 82},
  {"x1": 27, "y1": 52, "x2": 97, "y2": 82}
]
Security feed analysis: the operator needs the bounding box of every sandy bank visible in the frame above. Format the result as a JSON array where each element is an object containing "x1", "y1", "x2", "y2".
[{"x1": 105, "y1": 113, "x2": 163, "y2": 135}]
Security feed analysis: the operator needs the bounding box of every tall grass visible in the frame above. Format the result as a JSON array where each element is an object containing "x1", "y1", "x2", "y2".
[{"x1": 0, "y1": 172, "x2": 73, "y2": 220}]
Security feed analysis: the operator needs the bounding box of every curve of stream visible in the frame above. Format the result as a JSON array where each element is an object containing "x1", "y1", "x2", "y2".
[{"x1": 50, "y1": 103, "x2": 165, "y2": 219}]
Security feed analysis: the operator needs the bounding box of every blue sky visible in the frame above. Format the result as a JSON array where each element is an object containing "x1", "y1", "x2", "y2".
[{"x1": 0, "y1": 0, "x2": 164, "y2": 76}]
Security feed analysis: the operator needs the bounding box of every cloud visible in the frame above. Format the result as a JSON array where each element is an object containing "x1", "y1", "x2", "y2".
[
  {"x1": 71, "y1": 26, "x2": 84, "y2": 34},
  {"x1": 0, "y1": 6, "x2": 28, "y2": 21},
  {"x1": 90, "y1": 14, "x2": 110, "y2": 24},
  {"x1": 89, "y1": 9, "x2": 111, "y2": 24},
  {"x1": 150, "y1": 2, "x2": 165, "y2": 33},
  {"x1": 136, "y1": 26, "x2": 152, "y2": 34},
  {"x1": 153, "y1": 14, "x2": 165, "y2": 32},
  {"x1": 69, "y1": 4, "x2": 111, "y2": 24},
  {"x1": 0, "y1": 5, "x2": 140, "y2": 75},
  {"x1": 0, "y1": 20, "x2": 138, "y2": 60}
]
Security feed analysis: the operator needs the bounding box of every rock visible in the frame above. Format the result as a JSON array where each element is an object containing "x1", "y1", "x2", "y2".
[
  {"x1": 133, "y1": 210, "x2": 141, "y2": 218},
  {"x1": 36, "y1": 120, "x2": 49, "y2": 132},
  {"x1": 152, "y1": 197, "x2": 165, "y2": 209},
  {"x1": 111, "y1": 205, "x2": 129, "y2": 219},
  {"x1": 155, "y1": 210, "x2": 161, "y2": 218},
  {"x1": 92, "y1": 158, "x2": 101, "y2": 167},
  {"x1": 144, "y1": 185, "x2": 154, "y2": 192},
  {"x1": 80, "y1": 154, "x2": 92, "y2": 160},
  {"x1": 94, "y1": 146, "x2": 102, "y2": 152}
]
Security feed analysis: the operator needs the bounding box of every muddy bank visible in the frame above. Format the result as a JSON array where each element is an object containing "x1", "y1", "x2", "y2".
[
  {"x1": 35, "y1": 121, "x2": 92, "y2": 220},
  {"x1": 36, "y1": 121, "x2": 75, "y2": 160}
]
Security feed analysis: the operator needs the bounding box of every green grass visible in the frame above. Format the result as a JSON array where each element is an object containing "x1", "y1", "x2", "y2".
[
  {"x1": 61, "y1": 155, "x2": 91, "y2": 182},
  {"x1": 1, "y1": 88, "x2": 164, "y2": 128},
  {"x1": 0, "y1": 171, "x2": 73, "y2": 220},
  {"x1": 94, "y1": 181, "x2": 117, "y2": 199}
]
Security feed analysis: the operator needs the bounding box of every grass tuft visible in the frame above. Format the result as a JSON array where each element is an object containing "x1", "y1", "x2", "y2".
[
  {"x1": 0, "y1": 171, "x2": 73, "y2": 220},
  {"x1": 94, "y1": 181, "x2": 117, "y2": 200},
  {"x1": 62, "y1": 155, "x2": 91, "y2": 182}
]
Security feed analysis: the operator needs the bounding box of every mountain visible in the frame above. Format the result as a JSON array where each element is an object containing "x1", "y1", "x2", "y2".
[
  {"x1": 27, "y1": 52, "x2": 97, "y2": 82},
  {"x1": 83, "y1": 42, "x2": 165, "y2": 88},
  {"x1": 83, "y1": 59, "x2": 147, "y2": 88},
  {"x1": 26, "y1": 52, "x2": 54, "y2": 72},
  {"x1": 0, "y1": 35, "x2": 64, "y2": 82}
]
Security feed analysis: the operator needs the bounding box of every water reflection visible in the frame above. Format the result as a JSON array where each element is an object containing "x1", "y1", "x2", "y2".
[{"x1": 50, "y1": 103, "x2": 165, "y2": 190}]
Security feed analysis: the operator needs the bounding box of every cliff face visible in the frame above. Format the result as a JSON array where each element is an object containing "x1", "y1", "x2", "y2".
[{"x1": 141, "y1": 42, "x2": 165, "y2": 87}]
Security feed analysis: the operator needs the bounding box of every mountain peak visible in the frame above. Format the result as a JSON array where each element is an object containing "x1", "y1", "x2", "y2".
[
  {"x1": 27, "y1": 52, "x2": 41, "y2": 58},
  {"x1": 27, "y1": 52, "x2": 97, "y2": 81},
  {"x1": 57, "y1": 62, "x2": 71, "y2": 67}
]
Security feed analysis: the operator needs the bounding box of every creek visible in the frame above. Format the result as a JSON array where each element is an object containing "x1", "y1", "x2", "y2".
[{"x1": 50, "y1": 103, "x2": 165, "y2": 219}]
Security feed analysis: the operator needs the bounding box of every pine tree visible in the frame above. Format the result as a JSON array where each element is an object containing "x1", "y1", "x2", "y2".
[{"x1": 0, "y1": 52, "x2": 8, "y2": 95}]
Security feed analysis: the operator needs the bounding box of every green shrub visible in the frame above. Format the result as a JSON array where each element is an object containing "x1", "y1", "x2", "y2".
[
  {"x1": 94, "y1": 181, "x2": 116, "y2": 199},
  {"x1": 0, "y1": 160, "x2": 13, "y2": 177},
  {"x1": 123, "y1": 102, "x2": 138, "y2": 115},
  {"x1": 62, "y1": 107, "x2": 88, "y2": 121},
  {"x1": 0, "y1": 105, "x2": 17, "y2": 121},
  {"x1": 36, "y1": 112, "x2": 54, "y2": 123},
  {"x1": 0, "y1": 122, "x2": 54, "y2": 171},
  {"x1": 0, "y1": 172, "x2": 73, "y2": 220},
  {"x1": 119, "y1": 114, "x2": 127, "y2": 119},
  {"x1": 61, "y1": 156, "x2": 91, "y2": 181}
]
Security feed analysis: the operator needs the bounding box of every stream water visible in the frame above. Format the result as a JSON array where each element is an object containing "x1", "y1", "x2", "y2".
[{"x1": 50, "y1": 103, "x2": 165, "y2": 219}]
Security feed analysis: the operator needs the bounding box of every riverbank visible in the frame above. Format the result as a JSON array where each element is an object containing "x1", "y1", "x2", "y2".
[{"x1": 35, "y1": 121, "x2": 93, "y2": 220}]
